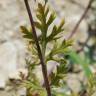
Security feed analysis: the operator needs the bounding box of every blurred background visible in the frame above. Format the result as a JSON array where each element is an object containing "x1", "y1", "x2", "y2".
[{"x1": 0, "y1": 0, "x2": 96, "y2": 96}]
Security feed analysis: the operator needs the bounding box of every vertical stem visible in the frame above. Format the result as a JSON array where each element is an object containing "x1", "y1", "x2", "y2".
[
  {"x1": 24, "y1": 0, "x2": 51, "y2": 96},
  {"x1": 42, "y1": 26, "x2": 47, "y2": 59},
  {"x1": 42, "y1": 40, "x2": 46, "y2": 58}
]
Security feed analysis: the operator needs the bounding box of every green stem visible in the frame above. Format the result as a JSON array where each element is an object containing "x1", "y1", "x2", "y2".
[{"x1": 41, "y1": 23, "x2": 47, "y2": 61}]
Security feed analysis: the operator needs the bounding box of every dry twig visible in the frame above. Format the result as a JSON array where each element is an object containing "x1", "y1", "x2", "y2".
[{"x1": 68, "y1": 0, "x2": 94, "y2": 39}]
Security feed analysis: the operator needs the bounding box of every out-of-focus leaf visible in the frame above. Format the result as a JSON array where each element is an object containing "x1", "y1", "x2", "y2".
[
  {"x1": 61, "y1": 39, "x2": 73, "y2": 48},
  {"x1": 20, "y1": 26, "x2": 30, "y2": 34},
  {"x1": 53, "y1": 48, "x2": 69, "y2": 55},
  {"x1": 45, "y1": 6, "x2": 49, "y2": 17},
  {"x1": 57, "y1": 59, "x2": 67, "y2": 74},
  {"x1": 46, "y1": 25, "x2": 57, "y2": 42},
  {"x1": 52, "y1": 87, "x2": 70, "y2": 96},
  {"x1": 20, "y1": 26, "x2": 42, "y2": 43},
  {"x1": 47, "y1": 20, "x2": 65, "y2": 42},
  {"x1": 36, "y1": 13, "x2": 43, "y2": 23},
  {"x1": 68, "y1": 51, "x2": 92, "y2": 78},
  {"x1": 57, "y1": 19, "x2": 65, "y2": 32},
  {"x1": 50, "y1": 57, "x2": 68, "y2": 86},
  {"x1": 20, "y1": 26, "x2": 33, "y2": 40},
  {"x1": 51, "y1": 40, "x2": 72, "y2": 55},
  {"x1": 44, "y1": 0, "x2": 48, "y2": 4},
  {"x1": 36, "y1": 3, "x2": 45, "y2": 24},
  {"x1": 37, "y1": 3, "x2": 45, "y2": 15},
  {"x1": 47, "y1": 13, "x2": 56, "y2": 26},
  {"x1": 34, "y1": 21, "x2": 42, "y2": 29}
]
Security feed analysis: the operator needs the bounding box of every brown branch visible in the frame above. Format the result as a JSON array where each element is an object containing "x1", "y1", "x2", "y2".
[
  {"x1": 24, "y1": 0, "x2": 51, "y2": 96},
  {"x1": 67, "y1": 0, "x2": 94, "y2": 39}
]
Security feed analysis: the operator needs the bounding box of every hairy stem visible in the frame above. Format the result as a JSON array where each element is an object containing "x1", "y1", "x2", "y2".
[{"x1": 24, "y1": 0, "x2": 51, "y2": 96}]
